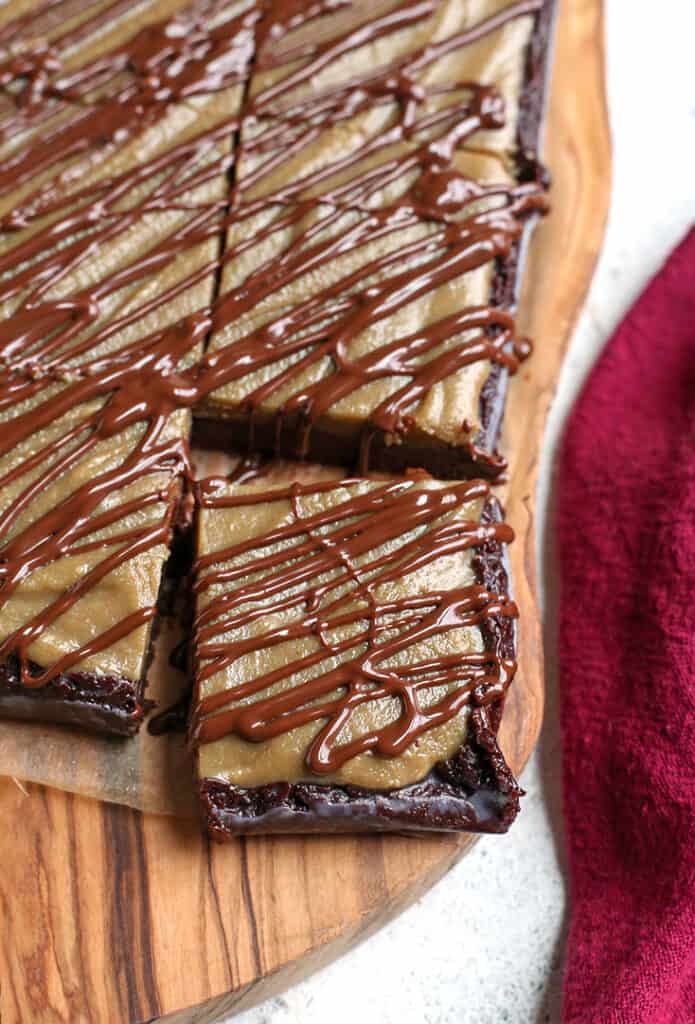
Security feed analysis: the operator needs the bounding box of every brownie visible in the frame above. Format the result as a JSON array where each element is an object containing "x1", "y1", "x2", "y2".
[
  {"x1": 191, "y1": 465, "x2": 520, "y2": 835},
  {"x1": 195, "y1": 0, "x2": 556, "y2": 479}
]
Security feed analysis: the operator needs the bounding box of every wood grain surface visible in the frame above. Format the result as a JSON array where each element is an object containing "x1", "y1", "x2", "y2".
[{"x1": 0, "y1": 1, "x2": 611, "y2": 1021}]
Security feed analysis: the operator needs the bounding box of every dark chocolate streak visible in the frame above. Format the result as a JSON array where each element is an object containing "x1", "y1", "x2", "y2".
[{"x1": 0, "y1": 1, "x2": 547, "y2": 760}]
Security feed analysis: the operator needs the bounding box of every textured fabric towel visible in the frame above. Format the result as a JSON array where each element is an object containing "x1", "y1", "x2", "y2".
[{"x1": 558, "y1": 227, "x2": 695, "y2": 1024}]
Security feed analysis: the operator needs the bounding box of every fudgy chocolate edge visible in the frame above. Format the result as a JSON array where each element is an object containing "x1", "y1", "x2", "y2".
[
  {"x1": 198, "y1": 496, "x2": 522, "y2": 837},
  {"x1": 0, "y1": 661, "x2": 146, "y2": 737},
  {"x1": 192, "y1": 0, "x2": 557, "y2": 481},
  {"x1": 476, "y1": 0, "x2": 558, "y2": 462}
]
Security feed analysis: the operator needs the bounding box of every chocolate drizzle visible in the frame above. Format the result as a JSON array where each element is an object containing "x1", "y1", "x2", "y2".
[
  {"x1": 190, "y1": 475, "x2": 517, "y2": 773},
  {"x1": 0, "y1": 0, "x2": 548, "y2": 763}
]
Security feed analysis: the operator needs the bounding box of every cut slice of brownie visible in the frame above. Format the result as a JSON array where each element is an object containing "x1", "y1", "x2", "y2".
[
  {"x1": 191, "y1": 463, "x2": 521, "y2": 835},
  {"x1": 0, "y1": 368, "x2": 193, "y2": 735},
  {"x1": 194, "y1": 0, "x2": 555, "y2": 478}
]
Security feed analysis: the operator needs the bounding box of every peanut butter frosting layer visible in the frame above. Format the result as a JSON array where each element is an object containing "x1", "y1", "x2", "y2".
[
  {"x1": 191, "y1": 465, "x2": 517, "y2": 790},
  {"x1": 0, "y1": 386, "x2": 186, "y2": 683},
  {"x1": 201, "y1": 0, "x2": 547, "y2": 466}
]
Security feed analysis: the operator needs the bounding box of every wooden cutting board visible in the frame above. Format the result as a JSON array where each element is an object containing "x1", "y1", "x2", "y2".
[{"x1": 0, "y1": 2, "x2": 611, "y2": 1021}]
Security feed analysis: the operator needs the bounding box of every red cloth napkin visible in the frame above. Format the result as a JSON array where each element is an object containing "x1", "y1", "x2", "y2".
[{"x1": 557, "y1": 228, "x2": 695, "y2": 1024}]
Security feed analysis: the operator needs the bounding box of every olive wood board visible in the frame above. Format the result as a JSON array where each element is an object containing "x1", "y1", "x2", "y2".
[{"x1": 0, "y1": 0, "x2": 611, "y2": 1020}]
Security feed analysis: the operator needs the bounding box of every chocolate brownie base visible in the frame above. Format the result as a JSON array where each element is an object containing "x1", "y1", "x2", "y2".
[
  {"x1": 191, "y1": 413, "x2": 503, "y2": 480},
  {"x1": 0, "y1": 661, "x2": 147, "y2": 737},
  {"x1": 198, "y1": 499, "x2": 521, "y2": 837}
]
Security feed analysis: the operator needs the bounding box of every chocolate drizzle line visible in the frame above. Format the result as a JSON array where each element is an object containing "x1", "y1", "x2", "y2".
[
  {"x1": 0, "y1": 0, "x2": 546, "y2": 764},
  {"x1": 190, "y1": 475, "x2": 517, "y2": 774}
]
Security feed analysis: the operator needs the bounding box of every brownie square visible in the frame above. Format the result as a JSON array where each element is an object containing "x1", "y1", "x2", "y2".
[
  {"x1": 191, "y1": 463, "x2": 520, "y2": 835},
  {"x1": 194, "y1": 0, "x2": 554, "y2": 478}
]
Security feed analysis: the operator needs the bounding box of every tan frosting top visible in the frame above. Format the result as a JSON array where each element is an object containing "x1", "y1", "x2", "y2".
[
  {"x1": 193, "y1": 464, "x2": 516, "y2": 789},
  {"x1": 0, "y1": 397, "x2": 188, "y2": 679},
  {"x1": 205, "y1": 0, "x2": 535, "y2": 446}
]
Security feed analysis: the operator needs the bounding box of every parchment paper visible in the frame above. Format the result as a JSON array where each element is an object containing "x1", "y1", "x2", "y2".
[{"x1": 0, "y1": 613, "x2": 196, "y2": 816}]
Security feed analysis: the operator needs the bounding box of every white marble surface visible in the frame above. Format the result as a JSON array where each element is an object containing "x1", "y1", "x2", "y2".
[{"x1": 231, "y1": 4, "x2": 695, "y2": 1022}]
